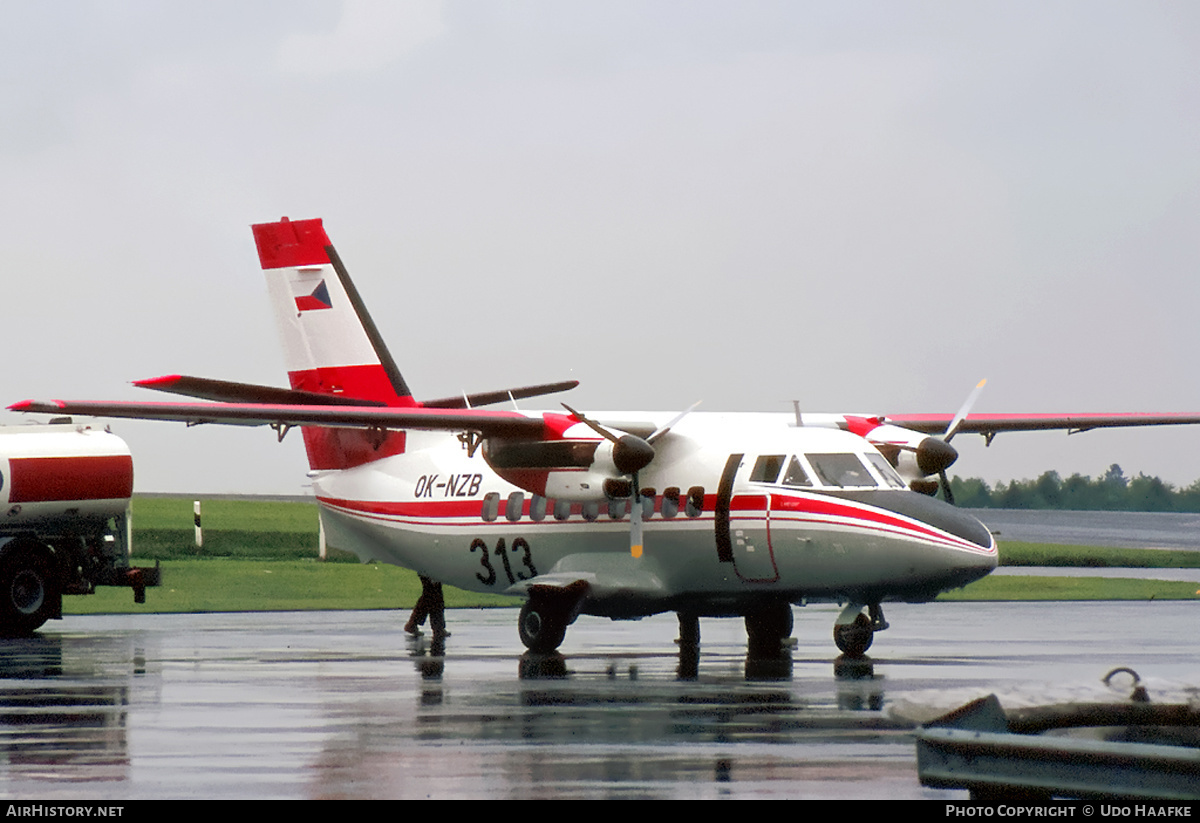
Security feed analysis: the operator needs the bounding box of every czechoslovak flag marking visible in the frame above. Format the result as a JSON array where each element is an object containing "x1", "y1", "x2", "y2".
[{"x1": 295, "y1": 280, "x2": 332, "y2": 312}]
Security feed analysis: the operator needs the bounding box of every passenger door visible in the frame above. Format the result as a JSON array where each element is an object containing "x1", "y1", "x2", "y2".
[{"x1": 715, "y1": 453, "x2": 780, "y2": 583}]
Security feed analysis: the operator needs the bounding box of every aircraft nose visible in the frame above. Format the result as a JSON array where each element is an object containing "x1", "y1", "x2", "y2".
[
  {"x1": 851, "y1": 490, "x2": 998, "y2": 581},
  {"x1": 936, "y1": 503, "x2": 998, "y2": 584}
]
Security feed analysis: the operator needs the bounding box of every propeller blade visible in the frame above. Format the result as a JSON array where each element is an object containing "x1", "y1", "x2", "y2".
[
  {"x1": 563, "y1": 402, "x2": 670, "y2": 557},
  {"x1": 945, "y1": 379, "x2": 987, "y2": 443},
  {"x1": 939, "y1": 470, "x2": 955, "y2": 505},
  {"x1": 936, "y1": 379, "x2": 985, "y2": 506},
  {"x1": 630, "y1": 474, "x2": 644, "y2": 559},
  {"x1": 561, "y1": 403, "x2": 619, "y2": 443},
  {"x1": 647, "y1": 400, "x2": 702, "y2": 444}
]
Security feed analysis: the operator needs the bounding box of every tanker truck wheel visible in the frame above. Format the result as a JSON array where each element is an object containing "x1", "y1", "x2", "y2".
[{"x1": 0, "y1": 551, "x2": 58, "y2": 635}]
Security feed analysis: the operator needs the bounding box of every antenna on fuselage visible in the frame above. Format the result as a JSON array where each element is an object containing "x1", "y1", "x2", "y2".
[{"x1": 792, "y1": 401, "x2": 803, "y2": 427}]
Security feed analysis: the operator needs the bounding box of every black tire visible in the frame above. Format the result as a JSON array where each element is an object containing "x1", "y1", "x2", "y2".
[
  {"x1": 0, "y1": 552, "x2": 58, "y2": 635},
  {"x1": 518, "y1": 599, "x2": 568, "y2": 653},
  {"x1": 833, "y1": 613, "x2": 874, "y2": 657},
  {"x1": 745, "y1": 602, "x2": 794, "y2": 654}
]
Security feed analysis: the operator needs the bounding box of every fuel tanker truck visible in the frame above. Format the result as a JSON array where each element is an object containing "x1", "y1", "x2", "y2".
[{"x1": 0, "y1": 421, "x2": 159, "y2": 634}]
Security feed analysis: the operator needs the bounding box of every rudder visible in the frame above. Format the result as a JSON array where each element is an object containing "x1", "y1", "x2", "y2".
[
  {"x1": 252, "y1": 217, "x2": 415, "y2": 407},
  {"x1": 252, "y1": 217, "x2": 412, "y2": 470}
]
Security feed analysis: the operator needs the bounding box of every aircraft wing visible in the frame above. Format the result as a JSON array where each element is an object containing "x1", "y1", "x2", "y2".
[
  {"x1": 7, "y1": 399, "x2": 551, "y2": 437},
  {"x1": 133, "y1": 374, "x2": 580, "y2": 410},
  {"x1": 884, "y1": 412, "x2": 1200, "y2": 437}
]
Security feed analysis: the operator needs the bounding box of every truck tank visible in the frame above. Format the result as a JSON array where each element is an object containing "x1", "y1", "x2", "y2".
[{"x1": 0, "y1": 422, "x2": 159, "y2": 633}]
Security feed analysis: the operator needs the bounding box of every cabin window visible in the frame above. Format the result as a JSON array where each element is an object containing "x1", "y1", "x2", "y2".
[
  {"x1": 554, "y1": 499, "x2": 572, "y2": 521},
  {"x1": 661, "y1": 487, "x2": 680, "y2": 519},
  {"x1": 582, "y1": 502, "x2": 600, "y2": 522},
  {"x1": 482, "y1": 492, "x2": 500, "y2": 522},
  {"x1": 686, "y1": 486, "x2": 705, "y2": 517},
  {"x1": 806, "y1": 453, "x2": 877, "y2": 488},
  {"x1": 864, "y1": 453, "x2": 908, "y2": 489},
  {"x1": 781, "y1": 456, "x2": 813, "y2": 487},
  {"x1": 608, "y1": 499, "x2": 627, "y2": 520},
  {"x1": 750, "y1": 455, "x2": 785, "y2": 483},
  {"x1": 505, "y1": 492, "x2": 525, "y2": 522},
  {"x1": 529, "y1": 495, "x2": 548, "y2": 521}
]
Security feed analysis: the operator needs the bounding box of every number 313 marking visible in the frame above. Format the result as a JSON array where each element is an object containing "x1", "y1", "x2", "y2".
[{"x1": 470, "y1": 537, "x2": 537, "y2": 586}]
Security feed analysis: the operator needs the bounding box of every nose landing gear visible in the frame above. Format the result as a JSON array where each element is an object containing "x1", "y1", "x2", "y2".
[{"x1": 833, "y1": 602, "x2": 888, "y2": 658}]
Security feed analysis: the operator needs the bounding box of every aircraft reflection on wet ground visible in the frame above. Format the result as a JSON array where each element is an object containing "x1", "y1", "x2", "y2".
[{"x1": 0, "y1": 603, "x2": 1195, "y2": 799}]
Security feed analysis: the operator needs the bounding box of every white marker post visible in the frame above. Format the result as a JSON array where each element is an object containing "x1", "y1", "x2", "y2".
[{"x1": 194, "y1": 501, "x2": 202, "y2": 549}]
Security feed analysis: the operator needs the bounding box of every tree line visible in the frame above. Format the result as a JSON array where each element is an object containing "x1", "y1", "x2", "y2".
[{"x1": 949, "y1": 464, "x2": 1200, "y2": 511}]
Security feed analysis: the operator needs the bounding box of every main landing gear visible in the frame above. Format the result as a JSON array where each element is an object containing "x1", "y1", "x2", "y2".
[
  {"x1": 744, "y1": 602, "x2": 794, "y2": 656},
  {"x1": 833, "y1": 602, "x2": 888, "y2": 658},
  {"x1": 518, "y1": 599, "x2": 569, "y2": 653},
  {"x1": 517, "y1": 583, "x2": 587, "y2": 653}
]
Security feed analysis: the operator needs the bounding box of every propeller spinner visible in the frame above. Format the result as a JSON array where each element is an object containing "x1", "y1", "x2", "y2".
[{"x1": 563, "y1": 402, "x2": 700, "y2": 557}]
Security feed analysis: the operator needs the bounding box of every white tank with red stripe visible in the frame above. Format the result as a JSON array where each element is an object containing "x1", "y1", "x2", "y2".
[{"x1": 0, "y1": 423, "x2": 133, "y2": 529}]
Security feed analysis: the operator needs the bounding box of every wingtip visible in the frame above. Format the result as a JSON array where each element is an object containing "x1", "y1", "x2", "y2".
[
  {"x1": 132, "y1": 375, "x2": 183, "y2": 388},
  {"x1": 8, "y1": 399, "x2": 65, "y2": 412}
]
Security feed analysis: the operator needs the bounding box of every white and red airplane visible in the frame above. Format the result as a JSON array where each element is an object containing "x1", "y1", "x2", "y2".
[{"x1": 13, "y1": 218, "x2": 1200, "y2": 656}]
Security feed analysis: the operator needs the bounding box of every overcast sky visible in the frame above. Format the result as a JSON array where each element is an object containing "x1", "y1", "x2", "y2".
[{"x1": 3, "y1": 1, "x2": 1199, "y2": 494}]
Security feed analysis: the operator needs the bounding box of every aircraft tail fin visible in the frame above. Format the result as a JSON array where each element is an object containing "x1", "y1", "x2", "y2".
[
  {"x1": 252, "y1": 218, "x2": 415, "y2": 407},
  {"x1": 252, "y1": 217, "x2": 412, "y2": 470}
]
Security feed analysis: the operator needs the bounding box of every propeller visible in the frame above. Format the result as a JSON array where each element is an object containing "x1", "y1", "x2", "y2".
[
  {"x1": 932, "y1": 379, "x2": 987, "y2": 505},
  {"x1": 563, "y1": 401, "x2": 701, "y2": 557}
]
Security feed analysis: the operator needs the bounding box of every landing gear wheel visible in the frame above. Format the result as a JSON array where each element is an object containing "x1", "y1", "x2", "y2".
[
  {"x1": 0, "y1": 553, "x2": 58, "y2": 636},
  {"x1": 518, "y1": 599, "x2": 568, "y2": 653},
  {"x1": 833, "y1": 613, "x2": 874, "y2": 657},
  {"x1": 745, "y1": 603, "x2": 794, "y2": 654}
]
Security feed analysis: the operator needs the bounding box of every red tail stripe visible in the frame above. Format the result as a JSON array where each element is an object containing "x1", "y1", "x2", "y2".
[{"x1": 252, "y1": 218, "x2": 331, "y2": 270}]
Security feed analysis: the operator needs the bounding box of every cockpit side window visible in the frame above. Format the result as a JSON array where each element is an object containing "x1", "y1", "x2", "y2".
[
  {"x1": 806, "y1": 453, "x2": 878, "y2": 487},
  {"x1": 864, "y1": 452, "x2": 908, "y2": 489},
  {"x1": 781, "y1": 456, "x2": 813, "y2": 487},
  {"x1": 750, "y1": 455, "x2": 785, "y2": 483}
]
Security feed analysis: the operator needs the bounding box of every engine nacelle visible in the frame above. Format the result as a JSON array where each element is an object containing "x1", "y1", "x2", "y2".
[
  {"x1": 482, "y1": 430, "x2": 655, "y2": 503},
  {"x1": 861, "y1": 423, "x2": 959, "y2": 492}
]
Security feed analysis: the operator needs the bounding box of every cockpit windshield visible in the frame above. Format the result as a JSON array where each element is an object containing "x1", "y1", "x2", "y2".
[
  {"x1": 749, "y1": 451, "x2": 903, "y2": 490},
  {"x1": 805, "y1": 453, "x2": 876, "y2": 487},
  {"x1": 863, "y1": 452, "x2": 908, "y2": 489},
  {"x1": 781, "y1": 456, "x2": 813, "y2": 487}
]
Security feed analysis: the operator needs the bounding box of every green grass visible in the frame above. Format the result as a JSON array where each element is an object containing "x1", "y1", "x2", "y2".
[
  {"x1": 998, "y1": 541, "x2": 1200, "y2": 569},
  {"x1": 130, "y1": 497, "x2": 359, "y2": 561},
  {"x1": 132, "y1": 497, "x2": 320, "y2": 531}
]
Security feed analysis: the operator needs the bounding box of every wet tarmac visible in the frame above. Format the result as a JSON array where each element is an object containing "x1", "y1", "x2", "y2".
[{"x1": 0, "y1": 603, "x2": 1196, "y2": 800}]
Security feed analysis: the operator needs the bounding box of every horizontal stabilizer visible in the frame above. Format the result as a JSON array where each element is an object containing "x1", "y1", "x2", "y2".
[
  {"x1": 134, "y1": 375, "x2": 383, "y2": 407},
  {"x1": 422, "y1": 380, "x2": 580, "y2": 409},
  {"x1": 136, "y1": 375, "x2": 578, "y2": 410}
]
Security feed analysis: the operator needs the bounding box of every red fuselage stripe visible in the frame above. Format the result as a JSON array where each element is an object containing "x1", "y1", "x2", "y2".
[{"x1": 317, "y1": 491, "x2": 991, "y2": 553}]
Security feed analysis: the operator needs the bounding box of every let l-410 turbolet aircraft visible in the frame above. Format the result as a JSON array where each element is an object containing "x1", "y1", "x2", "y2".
[{"x1": 13, "y1": 218, "x2": 1200, "y2": 657}]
